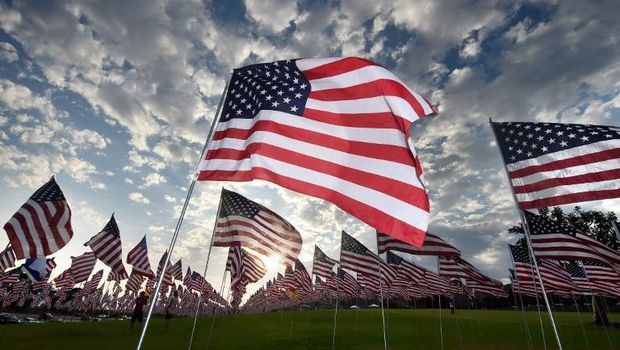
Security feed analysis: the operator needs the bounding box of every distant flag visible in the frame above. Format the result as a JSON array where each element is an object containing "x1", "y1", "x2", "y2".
[
  {"x1": 438, "y1": 256, "x2": 493, "y2": 283},
  {"x1": 43, "y1": 257, "x2": 56, "y2": 280},
  {"x1": 183, "y1": 266, "x2": 192, "y2": 289},
  {"x1": 491, "y1": 121, "x2": 620, "y2": 209},
  {"x1": 312, "y1": 245, "x2": 337, "y2": 279},
  {"x1": 386, "y1": 251, "x2": 425, "y2": 284},
  {"x1": 170, "y1": 259, "x2": 183, "y2": 281},
  {"x1": 0, "y1": 245, "x2": 16, "y2": 272},
  {"x1": 197, "y1": 57, "x2": 436, "y2": 247},
  {"x1": 126, "y1": 269, "x2": 144, "y2": 294},
  {"x1": 293, "y1": 260, "x2": 313, "y2": 294},
  {"x1": 126, "y1": 235, "x2": 154, "y2": 277},
  {"x1": 69, "y1": 251, "x2": 97, "y2": 283},
  {"x1": 377, "y1": 231, "x2": 460, "y2": 256},
  {"x1": 582, "y1": 260, "x2": 620, "y2": 283},
  {"x1": 226, "y1": 246, "x2": 267, "y2": 297},
  {"x1": 156, "y1": 251, "x2": 174, "y2": 286},
  {"x1": 3, "y1": 176, "x2": 73, "y2": 259},
  {"x1": 83, "y1": 270, "x2": 103, "y2": 294},
  {"x1": 53, "y1": 268, "x2": 74, "y2": 290},
  {"x1": 212, "y1": 189, "x2": 302, "y2": 267},
  {"x1": 340, "y1": 231, "x2": 397, "y2": 284},
  {"x1": 85, "y1": 214, "x2": 128, "y2": 279},
  {"x1": 336, "y1": 267, "x2": 360, "y2": 296},
  {"x1": 613, "y1": 221, "x2": 620, "y2": 243},
  {"x1": 107, "y1": 271, "x2": 121, "y2": 283}
]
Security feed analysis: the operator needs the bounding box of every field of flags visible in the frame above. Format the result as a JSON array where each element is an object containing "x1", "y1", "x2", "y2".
[{"x1": 0, "y1": 57, "x2": 619, "y2": 350}]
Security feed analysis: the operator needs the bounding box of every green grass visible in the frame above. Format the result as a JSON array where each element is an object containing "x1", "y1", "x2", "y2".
[{"x1": 1, "y1": 309, "x2": 619, "y2": 349}]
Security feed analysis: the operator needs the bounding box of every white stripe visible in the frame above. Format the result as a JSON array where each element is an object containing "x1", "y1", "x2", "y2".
[
  {"x1": 214, "y1": 229, "x2": 298, "y2": 264},
  {"x1": 16, "y1": 205, "x2": 45, "y2": 255},
  {"x1": 30, "y1": 201, "x2": 59, "y2": 253},
  {"x1": 216, "y1": 216, "x2": 302, "y2": 251},
  {"x1": 215, "y1": 110, "x2": 408, "y2": 146},
  {"x1": 306, "y1": 95, "x2": 422, "y2": 123},
  {"x1": 55, "y1": 202, "x2": 72, "y2": 244},
  {"x1": 507, "y1": 139, "x2": 620, "y2": 173},
  {"x1": 209, "y1": 131, "x2": 424, "y2": 190},
  {"x1": 295, "y1": 57, "x2": 343, "y2": 72},
  {"x1": 206, "y1": 155, "x2": 429, "y2": 232},
  {"x1": 254, "y1": 214, "x2": 301, "y2": 242},
  {"x1": 515, "y1": 178, "x2": 620, "y2": 202},
  {"x1": 512, "y1": 158, "x2": 620, "y2": 187}
]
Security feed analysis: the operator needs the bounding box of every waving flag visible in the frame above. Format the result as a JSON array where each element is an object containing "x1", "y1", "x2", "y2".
[
  {"x1": 340, "y1": 231, "x2": 397, "y2": 284},
  {"x1": 491, "y1": 121, "x2": 620, "y2": 209},
  {"x1": 127, "y1": 235, "x2": 154, "y2": 277},
  {"x1": 312, "y1": 245, "x2": 337, "y2": 279},
  {"x1": 226, "y1": 246, "x2": 267, "y2": 295},
  {"x1": 213, "y1": 189, "x2": 302, "y2": 267},
  {"x1": 170, "y1": 259, "x2": 183, "y2": 280},
  {"x1": 85, "y1": 214, "x2": 128, "y2": 280},
  {"x1": 53, "y1": 268, "x2": 74, "y2": 290},
  {"x1": 386, "y1": 251, "x2": 425, "y2": 284},
  {"x1": 69, "y1": 251, "x2": 97, "y2": 283},
  {"x1": 377, "y1": 231, "x2": 460, "y2": 256},
  {"x1": 126, "y1": 269, "x2": 144, "y2": 293},
  {"x1": 0, "y1": 245, "x2": 16, "y2": 272},
  {"x1": 3, "y1": 176, "x2": 73, "y2": 259},
  {"x1": 198, "y1": 57, "x2": 435, "y2": 247}
]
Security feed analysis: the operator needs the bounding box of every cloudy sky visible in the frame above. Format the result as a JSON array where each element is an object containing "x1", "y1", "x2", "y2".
[{"x1": 0, "y1": 0, "x2": 619, "y2": 294}]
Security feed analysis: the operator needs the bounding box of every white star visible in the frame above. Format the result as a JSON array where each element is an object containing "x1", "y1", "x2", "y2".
[
  {"x1": 290, "y1": 106, "x2": 299, "y2": 112},
  {"x1": 272, "y1": 101, "x2": 280, "y2": 107},
  {"x1": 294, "y1": 93, "x2": 302, "y2": 98},
  {"x1": 283, "y1": 97, "x2": 291, "y2": 104}
]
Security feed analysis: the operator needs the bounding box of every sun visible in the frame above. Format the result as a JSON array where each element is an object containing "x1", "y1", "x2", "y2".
[{"x1": 264, "y1": 254, "x2": 281, "y2": 271}]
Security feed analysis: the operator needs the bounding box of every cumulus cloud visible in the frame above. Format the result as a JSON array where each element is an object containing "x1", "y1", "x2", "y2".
[
  {"x1": 129, "y1": 192, "x2": 150, "y2": 204},
  {"x1": 0, "y1": 42, "x2": 18, "y2": 62},
  {"x1": 143, "y1": 172, "x2": 167, "y2": 187}
]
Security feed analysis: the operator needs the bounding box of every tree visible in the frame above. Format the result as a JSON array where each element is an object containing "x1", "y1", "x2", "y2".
[{"x1": 508, "y1": 206, "x2": 619, "y2": 326}]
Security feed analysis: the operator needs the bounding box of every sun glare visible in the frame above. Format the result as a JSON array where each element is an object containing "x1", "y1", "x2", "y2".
[{"x1": 264, "y1": 254, "x2": 281, "y2": 270}]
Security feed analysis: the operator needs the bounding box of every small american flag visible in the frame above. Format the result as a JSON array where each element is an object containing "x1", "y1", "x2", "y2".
[
  {"x1": 336, "y1": 267, "x2": 360, "y2": 296},
  {"x1": 126, "y1": 235, "x2": 154, "y2": 277},
  {"x1": 156, "y1": 250, "x2": 174, "y2": 286},
  {"x1": 491, "y1": 121, "x2": 620, "y2": 209},
  {"x1": 213, "y1": 189, "x2": 302, "y2": 267},
  {"x1": 170, "y1": 259, "x2": 183, "y2": 281},
  {"x1": 183, "y1": 266, "x2": 193, "y2": 289},
  {"x1": 293, "y1": 260, "x2": 313, "y2": 294},
  {"x1": 377, "y1": 231, "x2": 460, "y2": 256},
  {"x1": 438, "y1": 256, "x2": 492, "y2": 283},
  {"x1": 125, "y1": 269, "x2": 144, "y2": 293},
  {"x1": 53, "y1": 268, "x2": 74, "y2": 290},
  {"x1": 312, "y1": 245, "x2": 337, "y2": 279},
  {"x1": 85, "y1": 214, "x2": 128, "y2": 279},
  {"x1": 82, "y1": 269, "x2": 103, "y2": 294},
  {"x1": 3, "y1": 176, "x2": 73, "y2": 259},
  {"x1": 386, "y1": 251, "x2": 424, "y2": 284},
  {"x1": 340, "y1": 231, "x2": 397, "y2": 284},
  {"x1": 0, "y1": 245, "x2": 16, "y2": 272},
  {"x1": 198, "y1": 57, "x2": 435, "y2": 247},
  {"x1": 226, "y1": 246, "x2": 267, "y2": 294},
  {"x1": 69, "y1": 251, "x2": 97, "y2": 283}
]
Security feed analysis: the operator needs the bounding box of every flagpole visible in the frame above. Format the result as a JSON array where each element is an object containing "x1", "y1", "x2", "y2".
[
  {"x1": 136, "y1": 77, "x2": 231, "y2": 350},
  {"x1": 188, "y1": 187, "x2": 224, "y2": 350},
  {"x1": 331, "y1": 263, "x2": 341, "y2": 349},
  {"x1": 489, "y1": 117, "x2": 563, "y2": 350},
  {"x1": 375, "y1": 231, "x2": 388, "y2": 350},
  {"x1": 436, "y1": 258, "x2": 444, "y2": 350}
]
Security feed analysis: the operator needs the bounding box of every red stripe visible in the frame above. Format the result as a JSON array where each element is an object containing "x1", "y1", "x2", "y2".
[
  {"x1": 301, "y1": 57, "x2": 378, "y2": 80},
  {"x1": 211, "y1": 120, "x2": 415, "y2": 165},
  {"x1": 509, "y1": 148, "x2": 620, "y2": 178},
  {"x1": 303, "y1": 108, "x2": 410, "y2": 129},
  {"x1": 514, "y1": 168, "x2": 620, "y2": 194},
  {"x1": 13, "y1": 212, "x2": 38, "y2": 258},
  {"x1": 216, "y1": 220, "x2": 302, "y2": 253},
  {"x1": 213, "y1": 229, "x2": 299, "y2": 264},
  {"x1": 3, "y1": 223, "x2": 25, "y2": 260},
  {"x1": 206, "y1": 144, "x2": 429, "y2": 212},
  {"x1": 200, "y1": 167, "x2": 427, "y2": 247},
  {"x1": 519, "y1": 188, "x2": 620, "y2": 209},
  {"x1": 23, "y1": 203, "x2": 52, "y2": 255},
  {"x1": 309, "y1": 78, "x2": 428, "y2": 119},
  {"x1": 41, "y1": 202, "x2": 65, "y2": 253}
]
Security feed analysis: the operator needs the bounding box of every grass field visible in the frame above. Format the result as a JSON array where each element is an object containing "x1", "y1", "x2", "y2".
[{"x1": 1, "y1": 309, "x2": 619, "y2": 349}]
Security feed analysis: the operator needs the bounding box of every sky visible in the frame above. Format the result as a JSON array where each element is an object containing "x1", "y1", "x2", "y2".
[{"x1": 0, "y1": 0, "x2": 619, "y2": 296}]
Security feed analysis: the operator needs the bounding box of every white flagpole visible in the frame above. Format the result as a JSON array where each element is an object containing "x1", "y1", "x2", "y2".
[
  {"x1": 375, "y1": 231, "x2": 388, "y2": 350},
  {"x1": 489, "y1": 117, "x2": 563, "y2": 350},
  {"x1": 136, "y1": 77, "x2": 230, "y2": 350},
  {"x1": 331, "y1": 237, "x2": 342, "y2": 350}
]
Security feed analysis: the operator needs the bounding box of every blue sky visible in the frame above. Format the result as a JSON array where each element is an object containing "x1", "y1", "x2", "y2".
[{"x1": 0, "y1": 0, "x2": 619, "y2": 294}]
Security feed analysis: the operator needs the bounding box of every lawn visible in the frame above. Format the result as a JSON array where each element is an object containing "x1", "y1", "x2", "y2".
[{"x1": 1, "y1": 309, "x2": 619, "y2": 349}]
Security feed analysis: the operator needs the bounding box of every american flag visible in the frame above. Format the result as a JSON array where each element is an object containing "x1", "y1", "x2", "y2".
[
  {"x1": 125, "y1": 269, "x2": 144, "y2": 293},
  {"x1": 170, "y1": 259, "x2": 183, "y2": 281},
  {"x1": 336, "y1": 267, "x2": 360, "y2": 296},
  {"x1": 213, "y1": 189, "x2": 302, "y2": 267},
  {"x1": 525, "y1": 211, "x2": 620, "y2": 272},
  {"x1": 53, "y1": 268, "x2": 74, "y2": 289},
  {"x1": 562, "y1": 261, "x2": 592, "y2": 293},
  {"x1": 377, "y1": 231, "x2": 460, "y2": 256},
  {"x1": 197, "y1": 57, "x2": 436, "y2": 247},
  {"x1": 340, "y1": 230, "x2": 397, "y2": 284},
  {"x1": 107, "y1": 270, "x2": 121, "y2": 282},
  {"x1": 226, "y1": 246, "x2": 267, "y2": 293},
  {"x1": 85, "y1": 214, "x2": 128, "y2": 279},
  {"x1": 3, "y1": 177, "x2": 73, "y2": 259},
  {"x1": 465, "y1": 279, "x2": 507, "y2": 298},
  {"x1": 69, "y1": 251, "x2": 97, "y2": 283},
  {"x1": 386, "y1": 251, "x2": 424, "y2": 284},
  {"x1": 582, "y1": 260, "x2": 620, "y2": 297},
  {"x1": 438, "y1": 256, "x2": 492, "y2": 283},
  {"x1": 0, "y1": 245, "x2": 16, "y2": 272},
  {"x1": 312, "y1": 245, "x2": 337, "y2": 279},
  {"x1": 82, "y1": 269, "x2": 103, "y2": 294},
  {"x1": 127, "y1": 235, "x2": 154, "y2": 277},
  {"x1": 183, "y1": 266, "x2": 192, "y2": 289},
  {"x1": 44, "y1": 257, "x2": 56, "y2": 280},
  {"x1": 156, "y1": 251, "x2": 174, "y2": 286},
  {"x1": 491, "y1": 121, "x2": 620, "y2": 209},
  {"x1": 293, "y1": 260, "x2": 313, "y2": 294}
]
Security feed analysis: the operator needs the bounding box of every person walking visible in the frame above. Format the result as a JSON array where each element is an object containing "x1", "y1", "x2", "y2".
[
  {"x1": 130, "y1": 291, "x2": 149, "y2": 330},
  {"x1": 164, "y1": 290, "x2": 179, "y2": 332}
]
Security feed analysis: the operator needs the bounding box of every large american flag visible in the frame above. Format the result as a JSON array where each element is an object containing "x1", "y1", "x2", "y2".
[
  {"x1": 197, "y1": 57, "x2": 436, "y2": 247},
  {"x1": 525, "y1": 211, "x2": 620, "y2": 272},
  {"x1": 69, "y1": 251, "x2": 96, "y2": 283},
  {"x1": 0, "y1": 245, "x2": 16, "y2": 272},
  {"x1": 312, "y1": 245, "x2": 337, "y2": 279},
  {"x1": 491, "y1": 121, "x2": 620, "y2": 209},
  {"x1": 85, "y1": 214, "x2": 128, "y2": 280},
  {"x1": 3, "y1": 177, "x2": 73, "y2": 259},
  {"x1": 126, "y1": 235, "x2": 154, "y2": 277},
  {"x1": 377, "y1": 231, "x2": 460, "y2": 256},
  {"x1": 213, "y1": 189, "x2": 302, "y2": 267}
]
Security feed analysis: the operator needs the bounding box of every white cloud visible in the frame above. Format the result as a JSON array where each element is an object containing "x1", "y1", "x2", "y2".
[
  {"x1": 129, "y1": 192, "x2": 150, "y2": 204},
  {"x1": 143, "y1": 172, "x2": 167, "y2": 187},
  {"x1": 164, "y1": 194, "x2": 176, "y2": 203},
  {"x1": 0, "y1": 42, "x2": 18, "y2": 62},
  {"x1": 244, "y1": 0, "x2": 298, "y2": 33}
]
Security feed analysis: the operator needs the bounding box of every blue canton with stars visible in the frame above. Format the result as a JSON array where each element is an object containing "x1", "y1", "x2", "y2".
[
  {"x1": 492, "y1": 121, "x2": 620, "y2": 163},
  {"x1": 524, "y1": 210, "x2": 579, "y2": 237},
  {"x1": 220, "y1": 59, "x2": 311, "y2": 122}
]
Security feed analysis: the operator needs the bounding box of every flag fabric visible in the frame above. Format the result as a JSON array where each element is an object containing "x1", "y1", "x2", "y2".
[
  {"x1": 21, "y1": 256, "x2": 47, "y2": 281},
  {"x1": 126, "y1": 235, "x2": 154, "y2": 277},
  {"x1": 438, "y1": 256, "x2": 492, "y2": 283},
  {"x1": 83, "y1": 270, "x2": 103, "y2": 294},
  {"x1": 213, "y1": 189, "x2": 302, "y2": 267},
  {"x1": 156, "y1": 251, "x2": 174, "y2": 286},
  {"x1": 226, "y1": 246, "x2": 266, "y2": 295},
  {"x1": 525, "y1": 211, "x2": 620, "y2": 271},
  {"x1": 312, "y1": 245, "x2": 337, "y2": 279},
  {"x1": 336, "y1": 267, "x2": 360, "y2": 296},
  {"x1": 582, "y1": 260, "x2": 620, "y2": 283},
  {"x1": 85, "y1": 214, "x2": 128, "y2": 279},
  {"x1": 340, "y1": 231, "x2": 397, "y2": 284},
  {"x1": 183, "y1": 266, "x2": 193, "y2": 289},
  {"x1": 491, "y1": 121, "x2": 620, "y2": 209},
  {"x1": 126, "y1": 269, "x2": 144, "y2": 293},
  {"x1": 562, "y1": 261, "x2": 592, "y2": 293},
  {"x1": 107, "y1": 270, "x2": 121, "y2": 282},
  {"x1": 3, "y1": 176, "x2": 73, "y2": 259},
  {"x1": 377, "y1": 231, "x2": 460, "y2": 256},
  {"x1": 69, "y1": 251, "x2": 97, "y2": 283},
  {"x1": 53, "y1": 268, "x2": 74, "y2": 290},
  {"x1": 170, "y1": 259, "x2": 183, "y2": 281},
  {"x1": 293, "y1": 260, "x2": 313, "y2": 293},
  {"x1": 197, "y1": 57, "x2": 436, "y2": 247},
  {"x1": 0, "y1": 245, "x2": 16, "y2": 272},
  {"x1": 386, "y1": 251, "x2": 425, "y2": 284}
]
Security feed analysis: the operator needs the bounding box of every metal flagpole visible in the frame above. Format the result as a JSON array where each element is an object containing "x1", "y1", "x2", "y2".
[
  {"x1": 206, "y1": 270, "x2": 229, "y2": 350},
  {"x1": 508, "y1": 245, "x2": 534, "y2": 350},
  {"x1": 436, "y1": 257, "x2": 444, "y2": 350},
  {"x1": 136, "y1": 77, "x2": 231, "y2": 350},
  {"x1": 571, "y1": 293, "x2": 591, "y2": 350},
  {"x1": 489, "y1": 117, "x2": 563, "y2": 350},
  {"x1": 375, "y1": 232, "x2": 388, "y2": 350},
  {"x1": 187, "y1": 187, "x2": 224, "y2": 350},
  {"x1": 331, "y1": 266, "x2": 341, "y2": 349}
]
